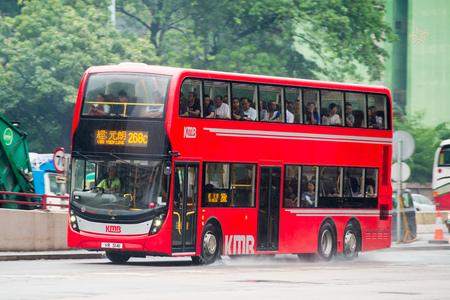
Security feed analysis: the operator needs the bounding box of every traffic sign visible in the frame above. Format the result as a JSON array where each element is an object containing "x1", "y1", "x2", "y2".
[
  {"x1": 392, "y1": 131, "x2": 415, "y2": 161},
  {"x1": 391, "y1": 162, "x2": 411, "y2": 182},
  {"x1": 53, "y1": 148, "x2": 65, "y2": 174}
]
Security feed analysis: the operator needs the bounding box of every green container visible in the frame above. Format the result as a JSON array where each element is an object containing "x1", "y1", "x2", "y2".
[{"x1": 0, "y1": 115, "x2": 35, "y2": 209}]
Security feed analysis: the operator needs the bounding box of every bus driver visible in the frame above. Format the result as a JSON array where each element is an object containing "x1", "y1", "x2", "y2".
[{"x1": 94, "y1": 166, "x2": 121, "y2": 193}]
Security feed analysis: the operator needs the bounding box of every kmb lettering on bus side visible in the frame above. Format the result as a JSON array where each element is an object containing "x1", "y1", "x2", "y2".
[
  {"x1": 224, "y1": 235, "x2": 255, "y2": 255},
  {"x1": 183, "y1": 127, "x2": 196, "y2": 138},
  {"x1": 106, "y1": 225, "x2": 121, "y2": 233}
]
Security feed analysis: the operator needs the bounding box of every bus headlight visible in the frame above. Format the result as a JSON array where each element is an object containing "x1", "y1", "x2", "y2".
[
  {"x1": 70, "y1": 209, "x2": 79, "y2": 232},
  {"x1": 149, "y1": 213, "x2": 166, "y2": 235}
]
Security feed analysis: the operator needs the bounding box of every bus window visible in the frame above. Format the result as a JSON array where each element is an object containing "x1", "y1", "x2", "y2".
[
  {"x1": 303, "y1": 89, "x2": 320, "y2": 125},
  {"x1": 180, "y1": 79, "x2": 201, "y2": 118},
  {"x1": 204, "y1": 80, "x2": 230, "y2": 119},
  {"x1": 345, "y1": 92, "x2": 365, "y2": 128},
  {"x1": 321, "y1": 90, "x2": 343, "y2": 126},
  {"x1": 232, "y1": 82, "x2": 257, "y2": 121},
  {"x1": 368, "y1": 94, "x2": 388, "y2": 129},
  {"x1": 343, "y1": 167, "x2": 363, "y2": 198},
  {"x1": 300, "y1": 165, "x2": 317, "y2": 207},
  {"x1": 284, "y1": 165, "x2": 301, "y2": 208},
  {"x1": 319, "y1": 166, "x2": 341, "y2": 199},
  {"x1": 82, "y1": 73, "x2": 170, "y2": 118},
  {"x1": 438, "y1": 146, "x2": 450, "y2": 166},
  {"x1": 285, "y1": 87, "x2": 302, "y2": 124},
  {"x1": 203, "y1": 163, "x2": 256, "y2": 207},
  {"x1": 259, "y1": 85, "x2": 282, "y2": 123}
]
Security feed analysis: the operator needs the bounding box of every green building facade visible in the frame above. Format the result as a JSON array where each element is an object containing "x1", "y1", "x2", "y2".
[{"x1": 385, "y1": 0, "x2": 450, "y2": 126}]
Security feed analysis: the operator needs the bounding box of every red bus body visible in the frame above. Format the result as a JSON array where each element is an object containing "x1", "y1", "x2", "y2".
[{"x1": 69, "y1": 64, "x2": 393, "y2": 263}]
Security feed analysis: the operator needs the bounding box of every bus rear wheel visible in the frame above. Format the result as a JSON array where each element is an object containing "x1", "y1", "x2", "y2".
[
  {"x1": 105, "y1": 251, "x2": 131, "y2": 264},
  {"x1": 317, "y1": 222, "x2": 336, "y2": 261},
  {"x1": 192, "y1": 224, "x2": 220, "y2": 265},
  {"x1": 342, "y1": 224, "x2": 359, "y2": 260}
]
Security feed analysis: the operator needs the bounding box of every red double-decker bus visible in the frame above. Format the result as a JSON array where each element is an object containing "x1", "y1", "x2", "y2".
[{"x1": 68, "y1": 64, "x2": 393, "y2": 264}]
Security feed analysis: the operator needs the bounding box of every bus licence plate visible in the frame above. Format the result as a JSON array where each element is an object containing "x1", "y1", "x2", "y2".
[{"x1": 101, "y1": 242, "x2": 123, "y2": 249}]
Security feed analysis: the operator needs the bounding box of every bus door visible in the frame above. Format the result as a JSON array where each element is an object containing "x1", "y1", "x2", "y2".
[
  {"x1": 257, "y1": 166, "x2": 281, "y2": 252},
  {"x1": 172, "y1": 163, "x2": 199, "y2": 254}
]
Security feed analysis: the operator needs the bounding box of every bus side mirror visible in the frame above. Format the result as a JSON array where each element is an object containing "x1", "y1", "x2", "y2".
[{"x1": 164, "y1": 161, "x2": 172, "y2": 175}]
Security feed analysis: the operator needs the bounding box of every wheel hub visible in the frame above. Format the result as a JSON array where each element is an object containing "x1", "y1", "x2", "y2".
[
  {"x1": 203, "y1": 232, "x2": 217, "y2": 255},
  {"x1": 345, "y1": 231, "x2": 357, "y2": 252}
]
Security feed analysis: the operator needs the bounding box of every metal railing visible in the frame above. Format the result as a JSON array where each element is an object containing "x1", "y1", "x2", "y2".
[{"x1": 0, "y1": 191, "x2": 69, "y2": 210}]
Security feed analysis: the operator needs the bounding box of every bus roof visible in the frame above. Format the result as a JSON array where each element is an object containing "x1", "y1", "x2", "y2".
[{"x1": 439, "y1": 139, "x2": 450, "y2": 147}]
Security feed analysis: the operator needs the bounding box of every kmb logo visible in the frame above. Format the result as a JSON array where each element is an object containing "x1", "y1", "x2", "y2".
[
  {"x1": 106, "y1": 225, "x2": 121, "y2": 233},
  {"x1": 224, "y1": 235, "x2": 255, "y2": 255},
  {"x1": 183, "y1": 127, "x2": 196, "y2": 138}
]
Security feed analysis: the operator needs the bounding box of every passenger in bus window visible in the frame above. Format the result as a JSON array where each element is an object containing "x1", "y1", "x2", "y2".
[
  {"x1": 203, "y1": 94, "x2": 215, "y2": 118},
  {"x1": 231, "y1": 97, "x2": 245, "y2": 120},
  {"x1": 284, "y1": 184, "x2": 298, "y2": 207},
  {"x1": 294, "y1": 100, "x2": 302, "y2": 123},
  {"x1": 179, "y1": 92, "x2": 188, "y2": 116},
  {"x1": 88, "y1": 93, "x2": 110, "y2": 116},
  {"x1": 365, "y1": 177, "x2": 376, "y2": 197},
  {"x1": 321, "y1": 107, "x2": 330, "y2": 125},
  {"x1": 242, "y1": 98, "x2": 257, "y2": 121},
  {"x1": 144, "y1": 91, "x2": 164, "y2": 118},
  {"x1": 223, "y1": 95, "x2": 229, "y2": 105},
  {"x1": 301, "y1": 181, "x2": 316, "y2": 207},
  {"x1": 329, "y1": 103, "x2": 341, "y2": 126},
  {"x1": 259, "y1": 100, "x2": 268, "y2": 121},
  {"x1": 186, "y1": 92, "x2": 201, "y2": 117},
  {"x1": 94, "y1": 166, "x2": 121, "y2": 193},
  {"x1": 370, "y1": 106, "x2": 383, "y2": 129},
  {"x1": 214, "y1": 95, "x2": 230, "y2": 119},
  {"x1": 286, "y1": 101, "x2": 294, "y2": 123},
  {"x1": 110, "y1": 90, "x2": 133, "y2": 117},
  {"x1": 367, "y1": 107, "x2": 377, "y2": 128},
  {"x1": 267, "y1": 101, "x2": 281, "y2": 122},
  {"x1": 305, "y1": 102, "x2": 319, "y2": 125},
  {"x1": 345, "y1": 102, "x2": 354, "y2": 127}
]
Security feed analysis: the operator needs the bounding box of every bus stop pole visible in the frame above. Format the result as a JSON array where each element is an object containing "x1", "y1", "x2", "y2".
[{"x1": 397, "y1": 139, "x2": 402, "y2": 242}]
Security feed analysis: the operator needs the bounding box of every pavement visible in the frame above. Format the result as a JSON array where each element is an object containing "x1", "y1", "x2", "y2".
[{"x1": 1, "y1": 225, "x2": 449, "y2": 262}]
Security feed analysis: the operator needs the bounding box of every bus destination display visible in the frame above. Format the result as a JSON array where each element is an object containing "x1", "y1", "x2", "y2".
[{"x1": 95, "y1": 130, "x2": 148, "y2": 147}]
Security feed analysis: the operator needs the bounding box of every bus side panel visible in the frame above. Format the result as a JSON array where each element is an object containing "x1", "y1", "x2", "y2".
[
  {"x1": 278, "y1": 210, "x2": 319, "y2": 254},
  {"x1": 201, "y1": 208, "x2": 258, "y2": 256},
  {"x1": 144, "y1": 228, "x2": 172, "y2": 254}
]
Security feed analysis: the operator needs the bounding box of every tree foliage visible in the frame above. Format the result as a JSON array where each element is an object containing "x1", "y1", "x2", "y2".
[
  {"x1": 394, "y1": 113, "x2": 449, "y2": 184},
  {"x1": 116, "y1": 0, "x2": 393, "y2": 81},
  {"x1": 0, "y1": 0, "x2": 158, "y2": 152}
]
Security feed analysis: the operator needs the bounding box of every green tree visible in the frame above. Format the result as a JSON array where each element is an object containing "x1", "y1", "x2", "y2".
[
  {"x1": 0, "y1": 0, "x2": 158, "y2": 152},
  {"x1": 116, "y1": 0, "x2": 393, "y2": 81},
  {"x1": 393, "y1": 113, "x2": 447, "y2": 184}
]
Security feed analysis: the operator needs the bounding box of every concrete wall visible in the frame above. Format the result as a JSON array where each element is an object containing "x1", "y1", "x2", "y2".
[{"x1": 0, "y1": 209, "x2": 69, "y2": 251}]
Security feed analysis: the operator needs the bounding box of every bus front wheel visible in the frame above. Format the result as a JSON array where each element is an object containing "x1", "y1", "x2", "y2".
[
  {"x1": 192, "y1": 224, "x2": 220, "y2": 265},
  {"x1": 317, "y1": 222, "x2": 336, "y2": 261},
  {"x1": 106, "y1": 251, "x2": 131, "y2": 264}
]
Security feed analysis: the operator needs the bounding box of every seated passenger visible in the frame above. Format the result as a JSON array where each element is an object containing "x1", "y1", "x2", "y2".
[
  {"x1": 179, "y1": 92, "x2": 188, "y2": 116},
  {"x1": 186, "y1": 92, "x2": 201, "y2": 117},
  {"x1": 95, "y1": 166, "x2": 121, "y2": 193},
  {"x1": 345, "y1": 102, "x2": 354, "y2": 127},
  {"x1": 367, "y1": 108, "x2": 377, "y2": 128},
  {"x1": 328, "y1": 103, "x2": 341, "y2": 126},
  {"x1": 305, "y1": 102, "x2": 319, "y2": 125},
  {"x1": 214, "y1": 95, "x2": 230, "y2": 119},
  {"x1": 294, "y1": 100, "x2": 302, "y2": 123},
  {"x1": 259, "y1": 100, "x2": 268, "y2": 121},
  {"x1": 301, "y1": 181, "x2": 316, "y2": 207},
  {"x1": 365, "y1": 178, "x2": 376, "y2": 198},
  {"x1": 321, "y1": 107, "x2": 329, "y2": 125},
  {"x1": 144, "y1": 91, "x2": 164, "y2": 118},
  {"x1": 284, "y1": 184, "x2": 298, "y2": 207},
  {"x1": 88, "y1": 93, "x2": 110, "y2": 116},
  {"x1": 242, "y1": 98, "x2": 257, "y2": 121},
  {"x1": 231, "y1": 97, "x2": 244, "y2": 120},
  {"x1": 110, "y1": 90, "x2": 133, "y2": 117},
  {"x1": 267, "y1": 101, "x2": 281, "y2": 122},
  {"x1": 286, "y1": 102, "x2": 294, "y2": 123},
  {"x1": 203, "y1": 94, "x2": 215, "y2": 118}
]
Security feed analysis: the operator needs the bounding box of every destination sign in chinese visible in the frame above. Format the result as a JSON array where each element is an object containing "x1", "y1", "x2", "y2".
[{"x1": 95, "y1": 130, "x2": 148, "y2": 147}]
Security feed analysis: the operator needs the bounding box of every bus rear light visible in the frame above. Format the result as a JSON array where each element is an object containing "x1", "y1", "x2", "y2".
[
  {"x1": 438, "y1": 169, "x2": 442, "y2": 173},
  {"x1": 434, "y1": 192, "x2": 439, "y2": 196},
  {"x1": 380, "y1": 204, "x2": 389, "y2": 220}
]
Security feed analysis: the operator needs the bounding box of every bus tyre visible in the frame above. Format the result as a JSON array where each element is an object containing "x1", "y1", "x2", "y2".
[
  {"x1": 317, "y1": 223, "x2": 336, "y2": 261},
  {"x1": 105, "y1": 251, "x2": 131, "y2": 264},
  {"x1": 342, "y1": 224, "x2": 359, "y2": 260},
  {"x1": 192, "y1": 224, "x2": 220, "y2": 265}
]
